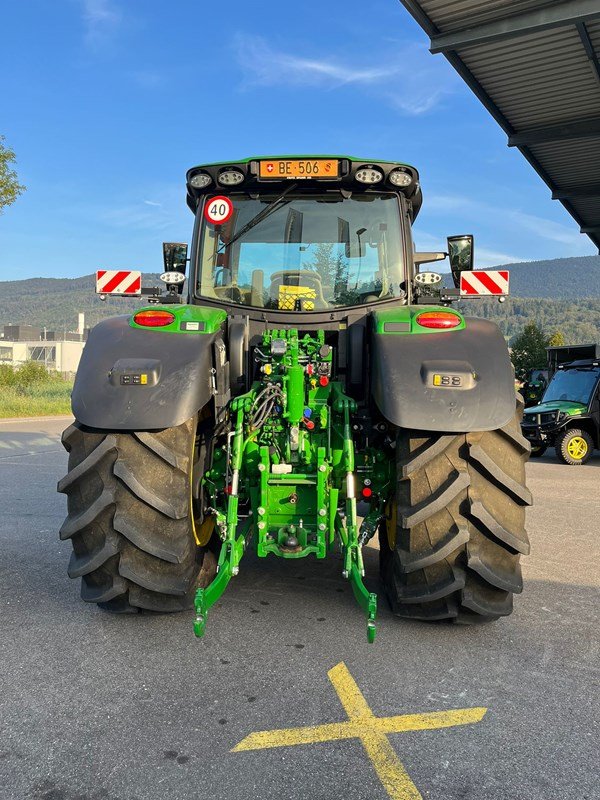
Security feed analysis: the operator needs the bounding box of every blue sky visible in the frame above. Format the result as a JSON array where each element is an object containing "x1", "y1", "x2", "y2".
[{"x1": 0, "y1": 0, "x2": 596, "y2": 280}]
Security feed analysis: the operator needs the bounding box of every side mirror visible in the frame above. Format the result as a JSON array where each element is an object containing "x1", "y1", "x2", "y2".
[
  {"x1": 447, "y1": 235, "x2": 474, "y2": 287},
  {"x1": 162, "y1": 242, "x2": 188, "y2": 294},
  {"x1": 163, "y1": 242, "x2": 188, "y2": 273}
]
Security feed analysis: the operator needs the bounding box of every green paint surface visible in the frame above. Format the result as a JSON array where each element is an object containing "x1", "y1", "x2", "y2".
[
  {"x1": 526, "y1": 400, "x2": 587, "y2": 416},
  {"x1": 373, "y1": 305, "x2": 465, "y2": 335}
]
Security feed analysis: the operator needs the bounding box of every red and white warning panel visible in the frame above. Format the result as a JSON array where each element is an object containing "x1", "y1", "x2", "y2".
[
  {"x1": 460, "y1": 270, "x2": 509, "y2": 296},
  {"x1": 96, "y1": 270, "x2": 142, "y2": 296}
]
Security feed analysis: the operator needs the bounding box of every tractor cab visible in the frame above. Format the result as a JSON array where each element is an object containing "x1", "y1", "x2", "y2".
[{"x1": 186, "y1": 156, "x2": 420, "y2": 313}]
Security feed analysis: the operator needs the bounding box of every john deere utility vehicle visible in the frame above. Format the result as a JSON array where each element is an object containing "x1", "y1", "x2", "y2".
[
  {"x1": 522, "y1": 348, "x2": 600, "y2": 464},
  {"x1": 59, "y1": 156, "x2": 531, "y2": 641}
]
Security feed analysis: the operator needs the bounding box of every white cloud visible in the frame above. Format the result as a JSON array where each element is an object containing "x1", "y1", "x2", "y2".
[
  {"x1": 507, "y1": 210, "x2": 586, "y2": 249},
  {"x1": 476, "y1": 246, "x2": 526, "y2": 267},
  {"x1": 101, "y1": 206, "x2": 172, "y2": 232},
  {"x1": 235, "y1": 34, "x2": 396, "y2": 88},
  {"x1": 233, "y1": 35, "x2": 456, "y2": 116},
  {"x1": 420, "y1": 193, "x2": 592, "y2": 255},
  {"x1": 425, "y1": 194, "x2": 467, "y2": 212},
  {"x1": 98, "y1": 190, "x2": 186, "y2": 233},
  {"x1": 78, "y1": 0, "x2": 121, "y2": 50}
]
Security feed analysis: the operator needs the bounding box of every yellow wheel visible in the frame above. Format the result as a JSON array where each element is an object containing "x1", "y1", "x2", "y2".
[
  {"x1": 556, "y1": 429, "x2": 594, "y2": 465},
  {"x1": 567, "y1": 437, "x2": 588, "y2": 460}
]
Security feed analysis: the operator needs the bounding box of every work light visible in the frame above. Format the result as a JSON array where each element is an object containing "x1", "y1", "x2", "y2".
[
  {"x1": 218, "y1": 169, "x2": 245, "y2": 186},
  {"x1": 189, "y1": 172, "x2": 212, "y2": 188},
  {"x1": 355, "y1": 167, "x2": 383, "y2": 184},
  {"x1": 389, "y1": 169, "x2": 413, "y2": 187}
]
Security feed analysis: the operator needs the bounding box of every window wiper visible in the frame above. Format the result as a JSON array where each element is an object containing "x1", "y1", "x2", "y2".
[{"x1": 214, "y1": 182, "x2": 299, "y2": 259}]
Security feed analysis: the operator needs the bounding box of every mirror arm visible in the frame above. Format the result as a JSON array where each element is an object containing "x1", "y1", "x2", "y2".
[{"x1": 413, "y1": 251, "x2": 447, "y2": 266}]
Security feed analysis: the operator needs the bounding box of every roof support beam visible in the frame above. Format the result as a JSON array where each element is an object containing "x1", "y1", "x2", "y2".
[
  {"x1": 508, "y1": 117, "x2": 600, "y2": 146},
  {"x1": 576, "y1": 21, "x2": 600, "y2": 85},
  {"x1": 430, "y1": 0, "x2": 600, "y2": 54},
  {"x1": 553, "y1": 186, "x2": 600, "y2": 200}
]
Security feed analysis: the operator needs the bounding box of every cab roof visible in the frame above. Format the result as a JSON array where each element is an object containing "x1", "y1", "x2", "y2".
[{"x1": 185, "y1": 155, "x2": 423, "y2": 221}]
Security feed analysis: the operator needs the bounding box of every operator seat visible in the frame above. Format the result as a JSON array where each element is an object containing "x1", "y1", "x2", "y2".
[{"x1": 268, "y1": 270, "x2": 329, "y2": 310}]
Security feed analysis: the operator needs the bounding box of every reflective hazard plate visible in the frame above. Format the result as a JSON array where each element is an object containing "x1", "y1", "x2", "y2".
[
  {"x1": 96, "y1": 270, "x2": 142, "y2": 295},
  {"x1": 259, "y1": 159, "x2": 339, "y2": 180},
  {"x1": 460, "y1": 270, "x2": 509, "y2": 296}
]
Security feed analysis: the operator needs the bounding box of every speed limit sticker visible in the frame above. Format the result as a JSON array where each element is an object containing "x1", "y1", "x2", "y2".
[{"x1": 204, "y1": 196, "x2": 234, "y2": 225}]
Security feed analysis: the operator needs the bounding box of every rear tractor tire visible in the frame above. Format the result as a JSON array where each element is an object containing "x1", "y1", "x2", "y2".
[
  {"x1": 58, "y1": 417, "x2": 216, "y2": 613},
  {"x1": 380, "y1": 407, "x2": 532, "y2": 623}
]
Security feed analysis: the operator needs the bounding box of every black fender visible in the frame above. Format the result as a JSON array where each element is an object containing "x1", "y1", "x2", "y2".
[
  {"x1": 371, "y1": 318, "x2": 515, "y2": 432},
  {"x1": 72, "y1": 316, "x2": 217, "y2": 430}
]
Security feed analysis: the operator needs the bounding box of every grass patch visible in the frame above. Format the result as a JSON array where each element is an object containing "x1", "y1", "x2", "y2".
[{"x1": 0, "y1": 363, "x2": 73, "y2": 418}]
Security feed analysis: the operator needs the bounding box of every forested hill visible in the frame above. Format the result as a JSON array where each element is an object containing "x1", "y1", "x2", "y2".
[
  {"x1": 485, "y1": 255, "x2": 600, "y2": 298},
  {"x1": 0, "y1": 256, "x2": 599, "y2": 342},
  {"x1": 0, "y1": 273, "x2": 161, "y2": 332}
]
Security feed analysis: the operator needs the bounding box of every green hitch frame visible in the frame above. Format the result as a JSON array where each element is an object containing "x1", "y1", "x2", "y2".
[{"x1": 193, "y1": 329, "x2": 385, "y2": 643}]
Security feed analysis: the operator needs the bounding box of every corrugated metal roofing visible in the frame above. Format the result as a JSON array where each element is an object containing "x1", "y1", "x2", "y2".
[{"x1": 399, "y1": 0, "x2": 600, "y2": 252}]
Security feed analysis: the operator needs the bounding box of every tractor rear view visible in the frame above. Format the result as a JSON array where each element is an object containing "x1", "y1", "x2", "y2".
[{"x1": 58, "y1": 156, "x2": 531, "y2": 640}]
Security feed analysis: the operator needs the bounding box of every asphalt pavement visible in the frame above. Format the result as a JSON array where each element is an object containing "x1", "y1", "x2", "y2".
[{"x1": 0, "y1": 417, "x2": 598, "y2": 800}]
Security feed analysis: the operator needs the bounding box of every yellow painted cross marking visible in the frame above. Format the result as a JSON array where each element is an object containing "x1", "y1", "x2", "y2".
[{"x1": 233, "y1": 662, "x2": 487, "y2": 800}]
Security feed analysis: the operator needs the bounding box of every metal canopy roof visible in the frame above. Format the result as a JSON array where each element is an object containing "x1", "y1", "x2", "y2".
[{"x1": 399, "y1": 0, "x2": 600, "y2": 252}]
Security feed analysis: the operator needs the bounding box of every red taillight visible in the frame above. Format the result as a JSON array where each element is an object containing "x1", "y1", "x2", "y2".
[
  {"x1": 133, "y1": 310, "x2": 175, "y2": 327},
  {"x1": 416, "y1": 311, "x2": 461, "y2": 330},
  {"x1": 362, "y1": 487, "x2": 373, "y2": 499}
]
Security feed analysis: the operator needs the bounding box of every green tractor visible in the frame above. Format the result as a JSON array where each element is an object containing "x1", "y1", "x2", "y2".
[
  {"x1": 58, "y1": 156, "x2": 531, "y2": 641},
  {"x1": 521, "y1": 368, "x2": 549, "y2": 408},
  {"x1": 521, "y1": 351, "x2": 600, "y2": 464}
]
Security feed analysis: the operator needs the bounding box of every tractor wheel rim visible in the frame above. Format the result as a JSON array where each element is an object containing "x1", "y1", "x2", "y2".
[{"x1": 567, "y1": 436, "x2": 587, "y2": 460}]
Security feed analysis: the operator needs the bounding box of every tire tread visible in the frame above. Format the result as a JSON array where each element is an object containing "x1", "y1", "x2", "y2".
[
  {"x1": 381, "y1": 408, "x2": 531, "y2": 623},
  {"x1": 58, "y1": 418, "x2": 207, "y2": 613}
]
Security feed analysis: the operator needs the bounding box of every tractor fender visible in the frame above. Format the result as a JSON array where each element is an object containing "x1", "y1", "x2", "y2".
[
  {"x1": 371, "y1": 317, "x2": 515, "y2": 432},
  {"x1": 71, "y1": 315, "x2": 217, "y2": 430}
]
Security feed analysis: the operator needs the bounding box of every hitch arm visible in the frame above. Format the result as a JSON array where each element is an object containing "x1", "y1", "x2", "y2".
[
  {"x1": 194, "y1": 401, "x2": 251, "y2": 638},
  {"x1": 334, "y1": 390, "x2": 378, "y2": 643}
]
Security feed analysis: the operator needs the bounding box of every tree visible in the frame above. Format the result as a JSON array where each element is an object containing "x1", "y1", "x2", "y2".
[
  {"x1": 0, "y1": 136, "x2": 26, "y2": 213},
  {"x1": 548, "y1": 330, "x2": 566, "y2": 347},
  {"x1": 510, "y1": 322, "x2": 549, "y2": 375},
  {"x1": 307, "y1": 242, "x2": 349, "y2": 291}
]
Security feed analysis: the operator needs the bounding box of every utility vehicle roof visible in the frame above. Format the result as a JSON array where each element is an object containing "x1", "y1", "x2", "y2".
[
  {"x1": 560, "y1": 359, "x2": 600, "y2": 369},
  {"x1": 185, "y1": 155, "x2": 423, "y2": 220},
  {"x1": 399, "y1": 1, "x2": 600, "y2": 252}
]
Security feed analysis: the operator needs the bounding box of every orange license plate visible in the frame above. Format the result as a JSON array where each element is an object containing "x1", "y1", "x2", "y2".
[{"x1": 259, "y1": 159, "x2": 339, "y2": 180}]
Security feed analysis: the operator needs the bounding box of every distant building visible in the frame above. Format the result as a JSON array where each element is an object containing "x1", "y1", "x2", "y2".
[
  {"x1": 2, "y1": 324, "x2": 42, "y2": 341},
  {"x1": 43, "y1": 331, "x2": 89, "y2": 342},
  {"x1": 0, "y1": 315, "x2": 90, "y2": 375},
  {"x1": 0, "y1": 339, "x2": 85, "y2": 375}
]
